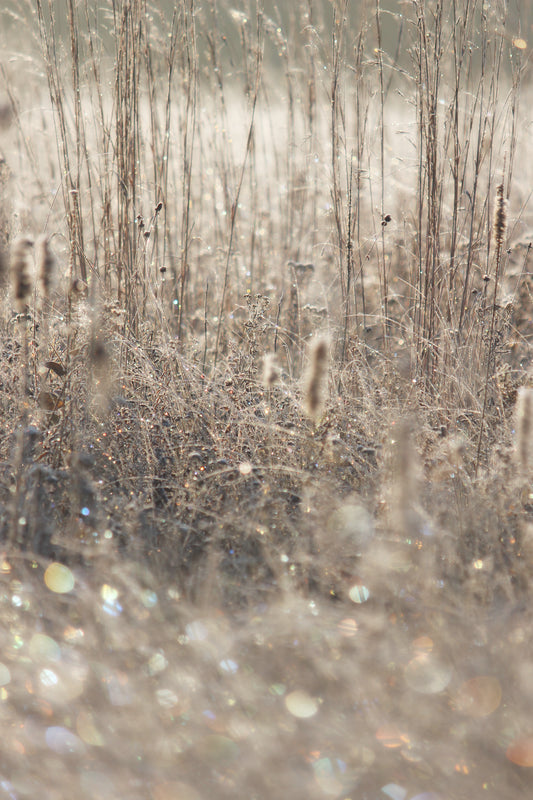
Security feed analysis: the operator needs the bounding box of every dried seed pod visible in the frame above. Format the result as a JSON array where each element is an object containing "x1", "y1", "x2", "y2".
[
  {"x1": 44, "y1": 360, "x2": 66, "y2": 377},
  {"x1": 10, "y1": 236, "x2": 33, "y2": 312}
]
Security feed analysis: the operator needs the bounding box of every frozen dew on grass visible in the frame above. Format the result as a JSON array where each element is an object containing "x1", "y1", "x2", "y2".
[{"x1": 0, "y1": 0, "x2": 533, "y2": 796}]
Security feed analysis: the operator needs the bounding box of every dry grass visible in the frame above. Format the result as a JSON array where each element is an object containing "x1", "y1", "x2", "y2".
[{"x1": 0, "y1": 1, "x2": 532, "y2": 797}]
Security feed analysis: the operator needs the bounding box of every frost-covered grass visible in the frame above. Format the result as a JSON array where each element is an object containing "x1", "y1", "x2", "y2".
[{"x1": 0, "y1": 1, "x2": 532, "y2": 798}]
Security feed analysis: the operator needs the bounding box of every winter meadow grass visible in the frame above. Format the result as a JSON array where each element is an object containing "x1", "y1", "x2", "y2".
[{"x1": 0, "y1": 1, "x2": 533, "y2": 797}]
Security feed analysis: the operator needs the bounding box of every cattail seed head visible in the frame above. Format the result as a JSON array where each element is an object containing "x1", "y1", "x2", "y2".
[
  {"x1": 10, "y1": 236, "x2": 33, "y2": 313},
  {"x1": 493, "y1": 183, "x2": 507, "y2": 250},
  {"x1": 516, "y1": 386, "x2": 533, "y2": 473},
  {"x1": 89, "y1": 336, "x2": 109, "y2": 371},
  {"x1": 35, "y1": 235, "x2": 55, "y2": 299},
  {"x1": 0, "y1": 100, "x2": 13, "y2": 131},
  {"x1": 89, "y1": 331, "x2": 111, "y2": 414},
  {"x1": 304, "y1": 336, "x2": 329, "y2": 420}
]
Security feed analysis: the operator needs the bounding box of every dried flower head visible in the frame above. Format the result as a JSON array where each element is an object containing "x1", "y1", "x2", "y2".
[
  {"x1": 304, "y1": 336, "x2": 329, "y2": 420},
  {"x1": 10, "y1": 236, "x2": 33, "y2": 313}
]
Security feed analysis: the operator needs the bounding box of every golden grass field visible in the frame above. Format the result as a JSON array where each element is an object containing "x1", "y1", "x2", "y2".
[{"x1": 0, "y1": 1, "x2": 533, "y2": 797}]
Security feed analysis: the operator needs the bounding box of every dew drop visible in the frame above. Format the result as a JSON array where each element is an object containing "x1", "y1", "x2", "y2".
[
  {"x1": 29, "y1": 634, "x2": 61, "y2": 663},
  {"x1": 507, "y1": 736, "x2": 533, "y2": 767},
  {"x1": 0, "y1": 664, "x2": 10, "y2": 687},
  {"x1": 381, "y1": 784, "x2": 408, "y2": 800},
  {"x1": 349, "y1": 584, "x2": 369, "y2": 603},
  {"x1": 44, "y1": 563, "x2": 74, "y2": 594},
  {"x1": 45, "y1": 726, "x2": 85, "y2": 755},
  {"x1": 285, "y1": 690, "x2": 318, "y2": 718}
]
